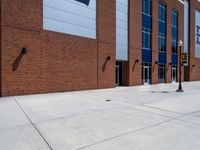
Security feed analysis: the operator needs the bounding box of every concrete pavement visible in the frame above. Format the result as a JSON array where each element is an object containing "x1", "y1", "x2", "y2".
[{"x1": 1, "y1": 82, "x2": 200, "y2": 150}]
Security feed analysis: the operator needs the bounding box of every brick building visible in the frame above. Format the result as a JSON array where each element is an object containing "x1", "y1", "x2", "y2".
[{"x1": 0, "y1": 0, "x2": 199, "y2": 96}]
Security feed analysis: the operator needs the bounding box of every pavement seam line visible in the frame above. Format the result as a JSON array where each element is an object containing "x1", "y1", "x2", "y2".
[
  {"x1": 77, "y1": 112, "x2": 195, "y2": 150},
  {"x1": 118, "y1": 105, "x2": 178, "y2": 119},
  {"x1": 13, "y1": 97, "x2": 53, "y2": 150},
  {"x1": 140, "y1": 104, "x2": 185, "y2": 114},
  {"x1": 71, "y1": 93, "x2": 183, "y2": 119},
  {"x1": 76, "y1": 115, "x2": 184, "y2": 150},
  {"x1": 176, "y1": 118, "x2": 200, "y2": 126},
  {"x1": 32, "y1": 107, "x2": 118, "y2": 124},
  {"x1": 189, "y1": 114, "x2": 200, "y2": 119}
]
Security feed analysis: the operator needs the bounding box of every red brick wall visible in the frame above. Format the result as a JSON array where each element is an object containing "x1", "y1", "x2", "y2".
[
  {"x1": 1, "y1": 0, "x2": 44, "y2": 96},
  {"x1": 97, "y1": 0, "x2": 116, "y2": 88},
  {"x1": 151, "y1": 0, "x2": 159, "y2": 84},
  {"x1": 0, "y1": 0, "x2": 116, "y2": 96},
  {"x1": 42, "y1": 32, "x2": 98, "y2": 93},
  {"x1": 129, "y1": 0, "x2": 142, "y2": 86},
  {"x1": 0, "y1": 0, "x2": 198, "y2": 97},
  {"x1": 188, "y1": 0, "x2": 200, "y2": 81}
]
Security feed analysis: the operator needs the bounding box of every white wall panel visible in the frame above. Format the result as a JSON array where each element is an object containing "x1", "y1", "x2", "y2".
[
  {"x1": 184, "y1": 0, "x2": 189, "y2": 53},
  {"x1": 195, "y1": 10, "x2": 200, "y2": 58},
  {"x1": 116, "y1": 0, "x2": 128, "y2": 61},
  {"x1": 43, "y1": 0, "x2": 96, "y2": 39}
]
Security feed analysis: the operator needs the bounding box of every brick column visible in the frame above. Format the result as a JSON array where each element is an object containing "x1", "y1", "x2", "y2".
[
  {"x1": 97, "y1": 0, "x2": 116, "y2": 88},
  {"x1": 151, "y1": 0, "x2": 159, "y2": 84},
  {"x1": 128, "y1": 0, "x2": 142, "y2": 86},
  {"x1": 188, "y1": 0, "x2": 200, "y2": 81},
  {"x1": 177, "y1": 2, "x2": 184, "y2": 82},
  {"x1": 166, "y1": 4, "x2": 172, "y2": 83}
]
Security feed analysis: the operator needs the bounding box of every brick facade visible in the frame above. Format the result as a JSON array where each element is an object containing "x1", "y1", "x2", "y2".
[
  {"x1": 0, "y1": 0, "x2": 199, "y2": 96},
  {"x1": 187, "y1": 0, "x2": 200, "y2": 81}
]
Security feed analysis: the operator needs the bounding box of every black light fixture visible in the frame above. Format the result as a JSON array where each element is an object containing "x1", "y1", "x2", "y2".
[
  {"x1": 192, "y1": 64, "x2": 195, "y2": 67},
  {"x1": 176, "y1": 40, "x2": 184, "y2": 92},
  {"x1": 169, "y1": 62, "x2": 172, "y2": 66},
  {"x1": 21, "y1": 47, "x2": 27, "y2": 54},
  {"x1": 135, "y1": 59, "x2": 139, "y2": 63},
  {"x1": 106, "y1": 56, "x2": 111, "y2": 61},
  {"x1": 155, "y1": 61, "x2": 158, "y2": 64}
]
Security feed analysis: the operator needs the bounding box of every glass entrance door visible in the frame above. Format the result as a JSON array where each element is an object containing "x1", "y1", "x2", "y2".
[
  {"x1": 143, "y1": 66, "x2": 150, "y2": 84},
  {"x1": 172, "y1": 67, "x2": 177, "y2": 83},
  {"x1": 116, "y1": 64, "x2": 120, "y2": 86},
  {"x1": 116, "y1": 61, "x2": 123, "y2": 86}
]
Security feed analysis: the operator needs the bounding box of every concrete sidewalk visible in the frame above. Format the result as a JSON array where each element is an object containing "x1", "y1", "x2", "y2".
[{"x1": 1, "y1": 82, "x2": 200, "y2": 150}]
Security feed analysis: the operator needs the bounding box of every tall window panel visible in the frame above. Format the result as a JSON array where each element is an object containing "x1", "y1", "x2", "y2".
[
  {"x1": 142, "y1": 0, "x2": 152, "y2": 15},
  {"x1": 184, "y1": 0, "x2": 189, "y2": 53},
  {"x1": 171, "y1": 9, "x2": 178, "y2": 82},
  {"x1": 142, "y1": 0, "x2": 152, "y2": 63},
  {"x1": 142, "y1": 0, "x2": 152, "y2": 84},
  {"x1": 158, "y1": 3, "x2": 166, "y2": 52},
  {"x1": 142, "y1": 28, "x2": 151, "y2": 50},
  {"x1": 158, "y1": 2, "x2": 166, "y2": 83},
  {"x1": 171, "y1": 9, "x2": 178, "y2": 54},
  {"x1": 158, "y1": 64, "x2": 166, "y2": 83},
  {"x1": 43, "y1": 0, "x2": 96, "y2": 39},
  {"x1": 116, "y1": 0, "x2": 128, "y2": 61},
  {"x1": 195, "y1": 10, "x2": 200, "y2": 58}
]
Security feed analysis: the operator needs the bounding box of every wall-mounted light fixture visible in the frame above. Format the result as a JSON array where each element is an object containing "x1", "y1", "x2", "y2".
[
  {"x1": 192, "y1": 64, "x2": 195, "y2": 67},
  {"x1": 168, "y1": 62, "x2": 172, "y2": 66},
  {"x1": 103, "y1": 56, "x2": 111, "y2": 72},
  {"x1": 106, "y1": 56, "x2": 111, "y2": 61},
  {"x1": 135, "y1": 59, "x2": 139, "y2": 63},
  {"x1": 21, "y1": 47, "x2": 27, "y2": 54},
  {"x1": 155, "y1": 61, "x2": 158, "y2": 64}
]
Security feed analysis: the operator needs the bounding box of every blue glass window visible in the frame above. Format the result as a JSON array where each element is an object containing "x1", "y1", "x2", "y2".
[
  {"x1": 142, "y1": 0, "x2": 152, "y2": 63},
  {"x1": 158, "y1": 2, "x2": 166, "y2": 52},
  {"x1": 172, "y1": 9, "x2": 178, "y2": 27},
  {"x1": 171, "y1": 40, "x2": 178, "y2": 54},
  {"x1": 142, "y1": 28, "x2": 151, "y2": 50},
  {"x1": 142, "y1": 0, "x2": 152, "y2": 15},
  {"x1": 158, "y1": 33, "x2": 166, "y2": 52},
  {"x1": 159, "y1": 3, "x2": 166, "y2": 22},
  {"x1": 158, "y1": 64, "x2": 166, "y2": 83},
  {"x1": 171, "y1": 9, "x2": 178, "y2": 55},
  {"x1": 142, "y1": 0, "x2": 152, "y2": 29}
]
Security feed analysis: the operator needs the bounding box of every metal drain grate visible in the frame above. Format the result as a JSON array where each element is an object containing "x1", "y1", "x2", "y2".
[{"x1": 105, "y1": 99, "x2": 112, "y2": 102}]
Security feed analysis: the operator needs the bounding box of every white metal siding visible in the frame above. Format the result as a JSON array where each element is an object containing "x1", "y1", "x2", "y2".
[
  {"x1": 43, "y1": 0, "x2": 96, "y2": 39},
  {"x1": 116, "y1": 0, "x2": 128, "y2": 61},
  {"x1": 195, "y1": 10, "x2": 200, "y2": 58}
]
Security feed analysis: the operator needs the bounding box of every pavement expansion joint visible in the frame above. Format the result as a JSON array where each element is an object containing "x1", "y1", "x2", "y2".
[{"x1": 13, "y1": 97, "x2": 54, "y2": 150}]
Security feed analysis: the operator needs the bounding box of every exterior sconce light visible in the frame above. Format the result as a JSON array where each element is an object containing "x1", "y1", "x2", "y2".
[
  {"x1": 135, "y1": 59, "x2": 139, "y2": 63},
  {"x1": 169, "y1": 62, "x2": 172, "y2": 66},
  {"x1": 192, "y1": 64, "x2": 195, "y2": 67},
  {"x1": 106, "y1": 56, "x2": 111, "y2": 61},
  {"x1": 155, "y1": 61, "x2": 158, "y2": 64},
  {"x1": 21, "y1": 47, "x2": 27, "y2": 54}
]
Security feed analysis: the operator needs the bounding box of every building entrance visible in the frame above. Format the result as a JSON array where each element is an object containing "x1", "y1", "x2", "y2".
[
  {"x1": 142, "y1": 63, "x2": 151, "y2": 84},
  {"x1": 172, "y1": 66, "x2": 177, "y2": 83},
  {"x1": 116, "y1": 61, "x2": 123, "y2": 86}
]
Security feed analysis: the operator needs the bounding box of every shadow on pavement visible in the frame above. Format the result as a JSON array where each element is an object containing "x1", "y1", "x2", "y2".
[{"x1": 151, "y1": 91, "x2": 176, "y2": 94}]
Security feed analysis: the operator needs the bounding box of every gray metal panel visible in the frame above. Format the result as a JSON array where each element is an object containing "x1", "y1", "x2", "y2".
[
  {"x1": 116, "y1": 0, "x2": 128, "y2": 61},
  {"x1": 43, "y1": 0, "x2": 96, "y2": 39},
  {"x1": 184, "y1": 0, "x2": 189, "y2": 53},
  {"x1": 195, "y1": 10, "x2": 200, "y2": 58}
]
